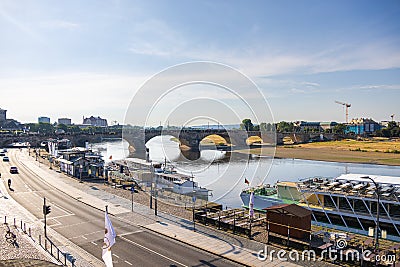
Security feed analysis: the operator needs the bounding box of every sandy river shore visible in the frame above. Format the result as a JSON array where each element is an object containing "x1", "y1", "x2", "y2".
[{"x1": 236, "y1": 140, "x2": 400, "y2": 166}]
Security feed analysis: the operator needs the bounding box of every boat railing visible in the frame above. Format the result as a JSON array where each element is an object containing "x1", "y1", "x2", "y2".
[{"x1": 300, "y1": 186, "x2": 399, "y2": 201}]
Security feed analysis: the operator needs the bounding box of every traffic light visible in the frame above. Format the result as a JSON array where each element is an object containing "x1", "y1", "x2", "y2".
[{"x1": 43, "y1": 205, "x2": 51, "y2": 215}]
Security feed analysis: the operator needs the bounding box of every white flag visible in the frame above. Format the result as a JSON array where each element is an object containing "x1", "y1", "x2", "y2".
[
  {"x1": 249, "y1": 191, "x2": 254, "y2": 218},
  {"x1": 102, "y1": 211, "x2": 116, "y2": 267}
]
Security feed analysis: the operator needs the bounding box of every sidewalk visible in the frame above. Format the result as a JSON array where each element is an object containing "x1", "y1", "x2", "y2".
[
  {"x1": 16, "y1": 150, "x2": 336, "y2": 267},
  {"x1": 0, "y1": 174, "x2": 56, "y2": 264}
]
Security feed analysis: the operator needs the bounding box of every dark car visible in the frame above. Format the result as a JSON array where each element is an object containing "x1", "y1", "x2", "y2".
[
  {"x1": 3, "y1": 156, "x2": 10, "y2": 162},
  {"x1": 10, "y1": 166, "x2": 18, "y2": 174},
  {"x1": 0, "y1": 152, "x2": 5, "y2": 156}
]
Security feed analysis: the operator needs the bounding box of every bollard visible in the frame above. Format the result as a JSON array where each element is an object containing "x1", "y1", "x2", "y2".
[
  {"x1": 13, "y1": 218, "x2": 16, "y2": 227},
  {"x1": 39, "y1": 235, "x2": 41, "y2": 246},
  {"x1": 4, "y1": 215, "x2": 6, "y2": 224},
  {"x1": 29, "y1": 228, "x2": 31, "y2": 237},
  {"x1": 20, "y1": 220, "x2": 23, "y2": 230},
  {"x1": 24, "y1": 222, "x2": 26, "y2": 233}
]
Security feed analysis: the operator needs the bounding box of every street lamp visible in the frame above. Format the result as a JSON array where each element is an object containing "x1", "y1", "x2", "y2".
[
  {"x1": 192, "y1": 193, "x2": 197, "y2": 232},
  {"x1": 79, "y1": 164, "x2": 83, "y2": 183},
  {"x1": 361, "y1": 176, "x2": 380, "y2": 264}
]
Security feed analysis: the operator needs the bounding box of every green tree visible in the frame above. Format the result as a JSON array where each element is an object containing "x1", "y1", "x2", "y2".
[
  {"x1": 57, "y1": 123, "x2": 68, "y2": 132},
  {"x1": 333, "y1": 123, "x2": 347, "y2": 134},
  {"x1": 276, "y1": 121, "x2": 294, "y2": 132},
  {"x1": 67, "y1": 125, "x2": 81, "y2": 133},
  {"x1": 240, "y1": 119, "x2": 254, "y2": 131}
]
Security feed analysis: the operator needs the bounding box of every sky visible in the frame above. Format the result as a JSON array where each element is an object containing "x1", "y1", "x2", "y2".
[{"x1": 0, "y1": 0, "x2": 399, "y2": 125}]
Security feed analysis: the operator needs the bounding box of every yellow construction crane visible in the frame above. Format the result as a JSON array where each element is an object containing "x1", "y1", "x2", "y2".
[{"x1": 335, "y1": 100, "x2": 351, "y2": 123}]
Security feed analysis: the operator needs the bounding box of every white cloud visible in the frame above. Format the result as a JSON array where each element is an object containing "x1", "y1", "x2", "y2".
[{"x1": 354, "y1": 84, "x2": 400, "y2": 90}]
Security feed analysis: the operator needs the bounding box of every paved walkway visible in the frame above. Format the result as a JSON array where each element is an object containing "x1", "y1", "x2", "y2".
[
  {"x1": 0, "y1": 171, "x2": 56, "y2": 264},
  {"x1": 12, "y1": 149, "x2": 336, "y2": 267}
]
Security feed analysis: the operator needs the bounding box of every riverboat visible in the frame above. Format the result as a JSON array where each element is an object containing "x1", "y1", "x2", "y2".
[{"x1": 241, "y1": 173, "x2": 400, "y2": 241}]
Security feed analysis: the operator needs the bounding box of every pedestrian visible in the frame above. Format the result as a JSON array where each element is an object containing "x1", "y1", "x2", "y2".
[{"x1": 8, "y1": 178, "x2": 11, "y2": 189}]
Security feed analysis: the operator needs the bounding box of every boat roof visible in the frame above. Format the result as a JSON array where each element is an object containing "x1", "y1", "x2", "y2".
[
  {"x1": 277, "y1": 181, "x2": 297, "y2": 187},
  {"x1": 335, "y1": 173, "x2": 400, "y2": 186},
  {"x1": 264, "y1": 203, "x2": 312, "y2": 217}
]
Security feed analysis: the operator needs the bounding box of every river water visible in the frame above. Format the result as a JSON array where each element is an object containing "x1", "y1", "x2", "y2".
[{"x1": 91, "y1": 137, "x2": 400, "y2": 208}]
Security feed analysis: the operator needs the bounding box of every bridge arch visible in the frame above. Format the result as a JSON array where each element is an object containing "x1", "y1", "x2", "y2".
[
  {"x1": 200, "y1": 134, "x2": 229, "y2": 146},
  {"x1": 246, "y1": 136, "x2": 262, "y2": 145}
]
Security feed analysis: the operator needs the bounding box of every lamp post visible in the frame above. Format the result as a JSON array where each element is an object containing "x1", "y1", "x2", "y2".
[
  {"x1": 192, "y1": 194, "x2": 196, "y2": 232},
  {"x1": 361, "y1": 176, "x2": 380, "y2": 264},
  {"x1": 154, "y1": 174, "x2": 158, "y2": 216},
  {"x1": 79, "y1": 164, "x2": 83, "y2": 183},
  {"x1": 150, "y1": 163, "x2": 154, "y2": 209}
]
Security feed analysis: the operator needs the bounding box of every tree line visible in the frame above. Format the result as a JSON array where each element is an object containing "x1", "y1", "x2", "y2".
[
  {"x1": 240, "y1": 119, "x2": 347, "y2": 134},
  {"x1": 24, "y1": 122, "x2": 123, "y2": 135}
]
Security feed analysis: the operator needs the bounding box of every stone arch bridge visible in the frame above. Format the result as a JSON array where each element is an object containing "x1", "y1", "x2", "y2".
[
  {"x1": 122, "y1": 129, "x2": 328, "y2": 152},
  {"x1": 123, "y1": 128, "x2": 336, "y2": 152}
]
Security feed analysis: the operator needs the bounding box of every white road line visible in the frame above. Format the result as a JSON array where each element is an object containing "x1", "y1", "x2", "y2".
[
  {"x1": 119, "y1": 230, "x2": 144, "y2": 236},
  {"x1": 113, "y1": 254, "x2": 120, "y2": 258},
  {"x1": 53, "y1": 220, "x2": 99, "y2": 230},
  {"x1": 124, "y1": 260, "x2": 133, "y2": 265},
  {"x1": 119, "y1": 236, "x2": 188, "y2": 267},
  {"x1": 69, "y1": 229, "x2": 103, "y2": 240},
  {"x1": 91, "y1": 241, "x2": 98, "y2": 246}
]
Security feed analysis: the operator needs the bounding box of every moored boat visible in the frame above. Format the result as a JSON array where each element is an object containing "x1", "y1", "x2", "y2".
[{"x1": 241, "y1": 173, "x2": 400, "y2": 242}]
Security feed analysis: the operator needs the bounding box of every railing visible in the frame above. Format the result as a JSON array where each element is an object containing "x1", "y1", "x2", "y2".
[{"x1": 2, "y1": 215, "x2": 76, "y2": 267}]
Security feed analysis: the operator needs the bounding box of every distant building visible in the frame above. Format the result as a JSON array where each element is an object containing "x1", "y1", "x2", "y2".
[
  {"x1": 38, "y1": 116, "x2": 51, "y2": 124},
  {"x1": 0, "y1": 108, "x2": 22, "y2": 130},
  {"x1": 0, "y1": 108, "x2": 6, "y2": 126},
  {"x1": 320, "y1": 121, "x2": 338, "y2": 130},
  {"x1": 82, "y1": 116, "x2": 108, "y2": 127},
  {"x1": 58, "y1": 118, "x2": 72, "y2": 125},
  {"x1": 295, "y1": 121, "x2": 321, "y2": 131},
  {"x1": 346, "y1": 118, "x2": 381, "y2": 134},
  {"x1": 294, "y1": 121, "x2": 338, "y2": 132}
]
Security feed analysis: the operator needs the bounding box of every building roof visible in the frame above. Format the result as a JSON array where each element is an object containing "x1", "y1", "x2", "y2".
[
  {"x1": 335, "y1": 173, "x2": 400, "y2": 186},
  {"x1": 263, "y1": 203, "x2": 312, "y2": 217}
]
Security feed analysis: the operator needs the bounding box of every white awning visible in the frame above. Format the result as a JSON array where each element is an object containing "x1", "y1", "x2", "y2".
[
  {"x1": 57, "y1": 158, "x2": 73, "y2": 165},
  {"x1": 336, "y1": 173, "x2": 400, "y2": 186}
]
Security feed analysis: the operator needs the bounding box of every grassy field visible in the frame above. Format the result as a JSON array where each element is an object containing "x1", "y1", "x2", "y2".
[
  {"x1": 236, "y1": 139, "x2": 400, "y2": 166},
  {"x1": 294, "y1": 139, "x2": 400, "y2": 153}
]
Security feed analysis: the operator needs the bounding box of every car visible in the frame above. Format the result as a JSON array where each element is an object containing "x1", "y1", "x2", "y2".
[
  {"x1": 3, "y1": 156, "x2": 9, "y2": 162},
  {"x1": 10, "y1": 166, "x2": 18, "y2": 174},
  {"x1": 0, "y1": 152, "x2": 5, "y2": 156}
]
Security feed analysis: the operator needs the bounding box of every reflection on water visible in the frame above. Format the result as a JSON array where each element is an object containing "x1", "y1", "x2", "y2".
[{"x1": 93, "y1": 137, "x2": 400, "y2": 208}]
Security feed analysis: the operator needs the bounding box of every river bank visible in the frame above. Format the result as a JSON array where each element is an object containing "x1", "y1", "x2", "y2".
[{"x1": 237, "y1": 141, "x2": 400, "y2": 166}]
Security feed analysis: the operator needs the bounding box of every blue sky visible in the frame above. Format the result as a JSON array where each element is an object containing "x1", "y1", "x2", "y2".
[{"x1": 0, "y1": 0, "x2": 399, "y2": 125}]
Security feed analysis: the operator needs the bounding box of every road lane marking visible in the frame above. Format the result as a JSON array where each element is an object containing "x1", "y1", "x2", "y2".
[
  {"x1": 91, "y1": 241, "x2": 98, "y2": 246},
  {"x1": 119, "y1": 236, "x2": 188, "y2": 267},
  {"x1": 81, "y1": 236, "x2": 88, "y2": 240},
  {"x1": 124, "y1": 260, "x2": 133, "y2": 265},
  {"x1": 113, "y1": 254, "x2": 120, "y2": 258},
  {"x1": 119, "y1": 230, "x2": 144, "y2": 236}
]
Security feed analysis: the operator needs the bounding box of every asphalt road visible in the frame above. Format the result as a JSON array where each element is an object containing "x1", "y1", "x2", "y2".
[{"x1": 0, "y1": 149, "x2": 240, "y2": 267}]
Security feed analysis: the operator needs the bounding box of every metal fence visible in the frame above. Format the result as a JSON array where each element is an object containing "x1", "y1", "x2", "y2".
[{"x1": 3, "y1": 215, "x2": 76, "y2": 267}]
